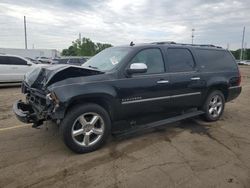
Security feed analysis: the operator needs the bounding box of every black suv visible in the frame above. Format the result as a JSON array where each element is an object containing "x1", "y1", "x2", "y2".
[{"x1": 13, "y1": 42, "x2": 241, "y2": 153}]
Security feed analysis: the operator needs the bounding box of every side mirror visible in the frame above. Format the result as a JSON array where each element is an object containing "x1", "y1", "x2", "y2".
[
  {"x1": 27, "y1": 62, "x2": 32, "y2": 66},
  {"x1": 126, "y1": 63, "x2": 147, "y2": 74}
]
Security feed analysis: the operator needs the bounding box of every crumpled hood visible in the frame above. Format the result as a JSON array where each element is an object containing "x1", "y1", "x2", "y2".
[{"x1": 24, "y1": 64, "x2": 103, "y2": 90}]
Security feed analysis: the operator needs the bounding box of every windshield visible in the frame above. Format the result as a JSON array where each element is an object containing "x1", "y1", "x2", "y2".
[{"x1": 82, "y1": 47, "x2": 131, "y2": 71}]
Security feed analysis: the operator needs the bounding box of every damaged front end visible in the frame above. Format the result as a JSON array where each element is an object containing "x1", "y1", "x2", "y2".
[
  {"x1": 13, "y1": 82, "x2": 58, "y2": 128},
  {"x1": 13, "y1": 65, "x2": 103, "y2": 128}
]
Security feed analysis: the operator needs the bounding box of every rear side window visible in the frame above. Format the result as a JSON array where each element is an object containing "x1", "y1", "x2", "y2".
[
  {"x1": 195, "y1": 49, "x2": 237, "y2": 71},
  {"x1": 8, "y1": 57, "x2": 27, "y2": 65},
  {"x1": 167, "y1": 48, "x2": 195, "y2": 72},
  {"x1": 0, "y1": 56, "x2": 9, "y2": 65}
]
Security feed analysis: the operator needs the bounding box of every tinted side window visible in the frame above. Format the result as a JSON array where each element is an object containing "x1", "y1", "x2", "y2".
[
  {"x1": 130, "y1": 48, "x2": 165, "y2": 74},
  {"x1": 8, "y1": 57, "x2": 27, "y2": 65},
  {"x1": 195, "y1": 49, "x2": 237, "y2": 71},
  {"x1": 70, "y1": 59, "x2": 80, "y2": 64},
  {"x1": 59, "y1": 59, "x2": 69, "y2": 64},
  {"x1": 0, "y1": 56, "x2": 9, "y2": 65},
  {"x1": 167, "y1": 48, "x2": 195, "y2": 72},
  {"x1": 79, "y1": 58, "x2": 87, "y2": 64}
]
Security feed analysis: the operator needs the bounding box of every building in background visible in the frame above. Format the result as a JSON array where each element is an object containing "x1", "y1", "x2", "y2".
[{"x1": 0, "y1": 48, "x2": 60, "y2": 59}]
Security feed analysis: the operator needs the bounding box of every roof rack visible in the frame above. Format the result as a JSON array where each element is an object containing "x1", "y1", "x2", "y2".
[
  {"x1": 151, "y1": 41, "x2": 222, "y2": 48},
  {"x1": 176, "y1": 43, "x2": 222, "y2": 48},
  {"x1": 151, "y1": 41, "x2": 176, "y2": 45}
]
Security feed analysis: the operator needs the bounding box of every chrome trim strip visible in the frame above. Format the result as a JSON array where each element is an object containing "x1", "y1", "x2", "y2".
[
  {"x1": 171, "y1": 92, "x2": 201, "y2": 98},
  {"x1": 190, "y1": 77, "x2": 200, "y2": 80},
  {"x1": 122, "y1": 92, "x2": 201, "y2": 104},
  {"x1": 229, "y1": 86, "x2": 241, "y2": 89},
  {"x1": 157, "y1": 80, "x2": 169, "y2": 84}
]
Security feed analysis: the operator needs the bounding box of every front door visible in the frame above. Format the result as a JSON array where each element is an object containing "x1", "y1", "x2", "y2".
[{"x1": 115, "y1": 48, "x2": 172, "y2": 119}]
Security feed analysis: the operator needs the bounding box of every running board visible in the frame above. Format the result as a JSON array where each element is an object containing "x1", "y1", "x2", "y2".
[{"x1": 115, "y1": 110, "x2": 204, "y2": 137}]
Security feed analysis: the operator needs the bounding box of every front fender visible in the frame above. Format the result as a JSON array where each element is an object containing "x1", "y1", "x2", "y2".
[
  {"x1": 52, "y1": 82, "x2": 117, "y2": 103},
  {"x1": 49, "y1": 82, "x2": 119, "y2": 120}
]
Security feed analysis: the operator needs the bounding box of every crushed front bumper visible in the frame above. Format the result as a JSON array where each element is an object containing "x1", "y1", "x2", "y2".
[{"x1": 13, "y1": 100, "x2": 36, "y2": 124}]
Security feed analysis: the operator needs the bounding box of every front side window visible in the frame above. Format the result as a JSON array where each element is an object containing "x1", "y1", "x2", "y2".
[
  {"x1": 167, "y1": 48, "x2": 195, "y2": 72},
  {"x1": 130, "y1": 48, "x2": 165, "y2": 74},
  {"x1": 82, "y1": 47, "x2": 132, "y2": 72}
]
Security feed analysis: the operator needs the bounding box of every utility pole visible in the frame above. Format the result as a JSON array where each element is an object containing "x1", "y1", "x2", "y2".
[
  {"x1": 24, "y1": 16, "x2": 27, "y2": 49},
  {"x1": 240, "y1": 26, "x2": 245, "y2": 61},
  {"x1": 79, "y1": 33, "x2": 81, "y2": 44},
  {"x1": 191, "y1": 28, "x2": 195, "y2": 44},
  {"x1": 244, "y1": 42, "x2": 247, "y2": 60}
]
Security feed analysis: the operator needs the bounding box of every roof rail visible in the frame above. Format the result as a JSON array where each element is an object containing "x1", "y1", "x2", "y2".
[
  {"x1": 151, "y1": 41, "x2": 222, "y2": 48},
  {"x1": 151, "y1": 41, "x2": 176, "y2": 45},
  {"x1": 176, "y1": 43, "x2": 222, "y2": 48}
]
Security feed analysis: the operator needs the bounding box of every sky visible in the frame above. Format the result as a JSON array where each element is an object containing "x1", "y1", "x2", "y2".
[{"x1": 0, "y1": 0, "x2": 249, "y2": 51}]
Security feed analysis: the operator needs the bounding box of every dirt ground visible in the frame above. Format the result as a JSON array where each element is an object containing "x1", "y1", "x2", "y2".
[{"x1": 0, "y1": 66, "x2": 250, "y2": 188}]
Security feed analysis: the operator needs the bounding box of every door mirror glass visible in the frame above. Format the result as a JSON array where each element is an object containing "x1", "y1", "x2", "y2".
[{"x1": 127, "y1": 63, "x2": 147, "y2": 74}]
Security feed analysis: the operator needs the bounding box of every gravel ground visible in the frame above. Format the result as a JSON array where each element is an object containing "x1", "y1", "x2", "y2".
[{"x1": 0, "y1": 66, "x2": 250, "y2": 188}]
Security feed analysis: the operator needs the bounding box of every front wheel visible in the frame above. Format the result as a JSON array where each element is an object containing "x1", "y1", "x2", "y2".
[
  {"x1": 60, "y1": 103, "x2": 111, "y2": 153},
  {"x1": 202, "y1": 90, "x2": 225, "y2": 122}
]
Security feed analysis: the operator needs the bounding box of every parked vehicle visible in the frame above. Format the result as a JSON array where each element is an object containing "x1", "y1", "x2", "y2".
[
  {"x1": 0, "y1": 54, "x2": 46, "y2": 83},
  {"x1": 13, "y1": 42, "x2": 241, "y2": 153},
  {"x1": 36, "y1": 57, "x2": 52, "y2": 64},
  {"x1": 52, "y1": 57, "x2": 89, "y2": 66},
  {"x1": 25, "y1": 57, "x2": 42, "y2": 64},
  {"x1": 238, "y1": 60, "x2": 250, "y2": 65}
]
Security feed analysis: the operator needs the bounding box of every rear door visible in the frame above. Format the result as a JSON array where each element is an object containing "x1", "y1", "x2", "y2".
[
  {"x1": 0, "y1": 56, "x2": 16, "y2": 82},
  {"x1": 8, "y1": 57, "x2": 32, "y2": 81},
  {"x1": 165, "y1": 48, "x2": 203, "y2": 108}
]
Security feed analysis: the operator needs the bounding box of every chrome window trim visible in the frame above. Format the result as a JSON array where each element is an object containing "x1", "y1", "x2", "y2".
[{"x1": 121, "y1": 92, "x2": 201, "y2": 104}]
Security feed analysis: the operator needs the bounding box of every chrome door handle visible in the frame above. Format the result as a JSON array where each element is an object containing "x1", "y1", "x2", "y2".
[
  {"x1": 190, "y1": 77, "x2": 200, "y2": 80},
  {"x1": 157, "y1": 80, "x2": 169, "y2": 84}
]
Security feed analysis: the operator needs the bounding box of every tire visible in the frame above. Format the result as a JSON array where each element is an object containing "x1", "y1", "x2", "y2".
[
  {"x1": 202, "y1": 90, "x2": 225, "y2": 122},
  {"x1": 60, "y1": 103, "x2": 111, "y2": 153}
]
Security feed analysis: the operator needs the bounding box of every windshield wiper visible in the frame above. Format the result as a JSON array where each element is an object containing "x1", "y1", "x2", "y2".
[{"x1": 88, "y1": 65, "x2": 99, "y2": 70}]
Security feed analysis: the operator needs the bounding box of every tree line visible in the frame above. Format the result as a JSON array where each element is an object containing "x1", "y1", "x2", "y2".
[
  {"x1": 231, "y1": 49, "x2": 250, "y2": 60},
  {"x1": 62, "y1": 37, "x2": 249, "y2": 60},
  {"x1": 62, "y1": 37, "x2": 112, "y2": 56}
]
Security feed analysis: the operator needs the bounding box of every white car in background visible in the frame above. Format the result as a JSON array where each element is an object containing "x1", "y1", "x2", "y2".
[{"x1": 0, "y1": 54, "x2": 45, "y2": 84}]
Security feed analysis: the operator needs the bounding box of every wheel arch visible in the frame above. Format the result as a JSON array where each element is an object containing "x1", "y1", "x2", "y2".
[
  {"x1": 65, "y1": 95, "x2": 116, "y2": 121},
  {"x1": 206, "y1": 83, "x2": 229, "y2": 101}
]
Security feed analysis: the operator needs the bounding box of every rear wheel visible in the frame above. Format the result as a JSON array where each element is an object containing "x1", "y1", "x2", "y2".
[
  {"x1": 60, "y1": 103, "x2": 111, "y2": 153},
  {"x1": 202, "y1": 90, "x2": 225, "y2": 122}
]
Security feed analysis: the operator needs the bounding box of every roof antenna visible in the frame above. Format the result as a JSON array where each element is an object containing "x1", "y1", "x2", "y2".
[{"x1": 130, "y1": 41, "x2": 135, "y2": 46}]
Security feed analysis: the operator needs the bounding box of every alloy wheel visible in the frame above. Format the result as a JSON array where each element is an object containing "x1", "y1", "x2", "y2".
[
  {"x1": 71, "y1": 112, "x2": 105, "y2": 147},
  {"x1": 208, "y1": 95, "x2": 223, "y2": 118}
]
